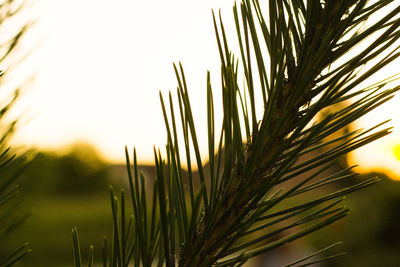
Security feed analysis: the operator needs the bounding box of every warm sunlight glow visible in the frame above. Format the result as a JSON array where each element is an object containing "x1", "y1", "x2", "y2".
[
  {"x1": 348, "y1": 98, "x2": 400, "y2": 180},
  {"x1": 395, "y1": 144, "x2": 400, "y2": 162},
  {"x1": 10, "y1": 0, "x2": 236, "y2": 163},
  {"x1": 7, "y1": 0, "x2": 400, "y2": 180}
]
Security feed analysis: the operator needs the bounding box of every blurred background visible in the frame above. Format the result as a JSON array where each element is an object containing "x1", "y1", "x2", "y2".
[{"x1": 0, "y1": 0, "x2": 399, "y2": 266}]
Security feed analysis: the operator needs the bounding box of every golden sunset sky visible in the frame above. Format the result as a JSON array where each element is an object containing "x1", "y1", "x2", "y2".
[{"x1": 7, "y1": 0, "x2": 400, "y2": 179}]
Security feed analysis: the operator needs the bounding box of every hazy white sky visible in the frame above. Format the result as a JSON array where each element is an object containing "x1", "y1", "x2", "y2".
[
  {"x1": 11, "y1": 0, "x2": 236, "y2": 162},
  {"x1": 7, "y1": 0, "x2": 400, "y2": 178}
]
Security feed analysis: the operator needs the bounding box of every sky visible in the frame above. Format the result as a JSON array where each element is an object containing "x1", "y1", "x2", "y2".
[{"x1": 5, "y1": 0, "x2": 400, "y2": 179}]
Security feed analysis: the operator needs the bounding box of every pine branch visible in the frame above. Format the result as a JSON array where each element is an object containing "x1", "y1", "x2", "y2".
[
  {"x1": 73, "y1": 1, "x2": 400, "y2": 266},
  {"x1": 177, "y1": 1, "x2": 400, "y2": 265},
  {"x1": 0, "y1": 0, "x2": 32, "y2": 265}
]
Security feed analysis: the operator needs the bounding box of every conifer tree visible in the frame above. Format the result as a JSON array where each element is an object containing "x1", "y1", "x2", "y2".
[
  {"x1": 0, "y1": 0, "x2": 31, "y2": 265},
  {"x1": 73, "y1": 1, "x2": 400, "y2": 266}
]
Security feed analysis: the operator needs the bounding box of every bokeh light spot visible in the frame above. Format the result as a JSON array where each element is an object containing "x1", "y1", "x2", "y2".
[{"x1": 393, "y1": 144, "x2": 400, "y2": 162}]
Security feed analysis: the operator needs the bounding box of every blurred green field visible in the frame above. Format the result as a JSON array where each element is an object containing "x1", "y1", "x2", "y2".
[
  {"x1": 2, "y1": 146, "x2": 400, "y2": 266},
  {"x1": 2, "y1": 147, "x2": 120, "y2": 266},
  {"x1": 11, "y1": 193, "x2": 112, "y2": 266}
]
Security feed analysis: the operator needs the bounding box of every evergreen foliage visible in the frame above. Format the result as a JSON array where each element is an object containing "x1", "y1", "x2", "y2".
[
  {"x1": 73, "y1": 0, "x2": 400, "y2": 266},
  {"x1": 0, "y1": 0, "x2": 31, "y2": 265}
]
